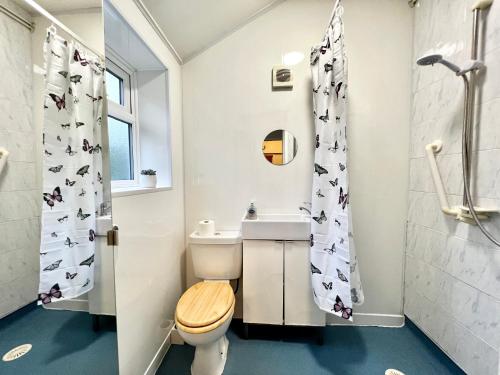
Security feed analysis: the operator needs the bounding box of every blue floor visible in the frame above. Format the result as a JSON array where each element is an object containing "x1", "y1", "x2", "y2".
[
  {"x1": 0, "y1": 303, "x2": 118, "y2": 375},
  {"x1": 1, "y1": 304, "x2": 464, "y2": 375},
  {"x1": 158, "y1": 319, "x2": 465, "y2": 375}
]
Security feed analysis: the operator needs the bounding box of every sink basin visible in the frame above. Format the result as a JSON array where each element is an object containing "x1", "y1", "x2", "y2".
[{"x1": 241, "y1": 213, "x2": 310, "y2": 240}]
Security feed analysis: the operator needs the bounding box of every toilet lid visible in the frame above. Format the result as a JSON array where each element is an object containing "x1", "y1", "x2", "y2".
[{"x1": 176, "y1": 282, "x2": 234, "y2": 328}]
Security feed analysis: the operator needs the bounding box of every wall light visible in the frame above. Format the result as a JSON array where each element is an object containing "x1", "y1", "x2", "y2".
[{"x1": 282, "y1": 51, "x2": 304, "y2": 66}]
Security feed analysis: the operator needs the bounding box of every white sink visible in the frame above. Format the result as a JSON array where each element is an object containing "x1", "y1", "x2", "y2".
[{"x1": 241, "y1": 213, "x2": 310, "y2": 240}]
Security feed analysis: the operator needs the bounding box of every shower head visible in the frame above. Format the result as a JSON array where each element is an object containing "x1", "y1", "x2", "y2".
[
  {"x1": 416, "y1": 53, "x2": 484, "y2": 76},
  {"x1": 416, "y1": 54, "x2": 461, "y2": 74},
  {"x1": 416, "y1": 54, "x2": 443, "y2": 66}
]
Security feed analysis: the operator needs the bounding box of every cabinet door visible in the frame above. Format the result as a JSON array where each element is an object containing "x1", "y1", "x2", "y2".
[
  {"x1": 284, "y1": 241, "x2": 325, "y2": 326},
  {"x1": 243, "y1": 240, "x2": 283, "y2": 325}
]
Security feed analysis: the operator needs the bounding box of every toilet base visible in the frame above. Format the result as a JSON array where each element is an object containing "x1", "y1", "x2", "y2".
[{"x1": 191, "y1": 334, "x2": 229, "y2": 375}]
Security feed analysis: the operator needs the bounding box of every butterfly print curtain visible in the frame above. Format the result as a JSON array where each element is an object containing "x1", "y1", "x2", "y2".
[
  {"x1": 38, "y1": 28, "x2": 104, "y2": 305},
  {"x1": 309, "y1": 2, "x2": 364, "y2": 320}
]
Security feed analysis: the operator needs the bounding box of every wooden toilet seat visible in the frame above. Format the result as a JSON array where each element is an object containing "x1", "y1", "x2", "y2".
[{"x1": 175, "y1": 282, "x2": 235, "y2": 334}]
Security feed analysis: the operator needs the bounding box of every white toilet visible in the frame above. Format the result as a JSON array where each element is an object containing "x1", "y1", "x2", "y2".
[{"x1": 175, "y1": 230, "x2": 242, "y2": 375}]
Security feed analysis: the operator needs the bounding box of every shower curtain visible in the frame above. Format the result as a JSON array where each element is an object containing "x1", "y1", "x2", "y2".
[
  {"x1": 38, "y1": 27, "x2": 104, "y2": 304},
  {"x1": 309, "y1": 1, "x2": 364, "y2": 320}
]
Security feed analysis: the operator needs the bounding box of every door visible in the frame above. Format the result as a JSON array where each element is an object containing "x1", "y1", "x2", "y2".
[
  {"x1": 243, "y1": 240, "x2": 283, "y2": 325},
  {"x1": 284, "y1": 241, "x2": 325, "y2": 326}
]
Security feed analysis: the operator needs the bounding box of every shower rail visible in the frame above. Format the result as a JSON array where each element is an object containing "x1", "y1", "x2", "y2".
[
  {"x1": 0, "y1": 4, "x2": 34, "y2": 31},
  {"x1": 0, "y1": 148, "x2": 9, "y2": 175},
  {"x1": 22, "y1": 0, "x2": 105, "y2": 60}
]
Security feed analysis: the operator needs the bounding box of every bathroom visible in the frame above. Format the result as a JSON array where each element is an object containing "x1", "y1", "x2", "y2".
[{"x1": 0, "y1": 0, "x2": 499, "y2": 374}]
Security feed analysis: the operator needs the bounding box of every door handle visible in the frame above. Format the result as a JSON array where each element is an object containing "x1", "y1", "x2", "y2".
[{"x1": 107, "y1": 225, "x2": 119, "y2": 246}]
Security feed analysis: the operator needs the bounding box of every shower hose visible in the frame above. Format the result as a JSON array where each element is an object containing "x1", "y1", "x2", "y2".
[{"x1": 461, "y1": 75, "x2": 500, "y2": 247}]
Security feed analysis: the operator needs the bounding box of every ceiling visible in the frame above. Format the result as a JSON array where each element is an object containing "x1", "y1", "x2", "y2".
[
  {"x1": 13, "y1": 0, "x2": 284, "y2": 62},
  {"x1": 140, "y1": 0, "x2": 284, "y2": 62}
]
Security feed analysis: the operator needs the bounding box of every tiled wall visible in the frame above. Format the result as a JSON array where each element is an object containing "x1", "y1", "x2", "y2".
[
  {"x1": 0, "y1": 0, "x2": 39, "y2": 318},
  {"x1": 405, "y1": 1, "x2": 500, "y2": 374}
]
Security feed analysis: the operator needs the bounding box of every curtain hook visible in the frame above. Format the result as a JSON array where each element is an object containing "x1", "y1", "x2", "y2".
[{"x1": 48, "y1": 23, "x2": 57, "y2": 34}]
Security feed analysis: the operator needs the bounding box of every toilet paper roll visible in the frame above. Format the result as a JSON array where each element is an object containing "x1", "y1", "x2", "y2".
[{"x1": 198, "y1": 220, "x2": 215, "y2": 236}]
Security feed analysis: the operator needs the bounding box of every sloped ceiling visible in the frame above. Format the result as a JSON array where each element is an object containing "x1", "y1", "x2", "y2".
[{"x1": 140, "y1": 0, "x2": 284, "y2": 62}]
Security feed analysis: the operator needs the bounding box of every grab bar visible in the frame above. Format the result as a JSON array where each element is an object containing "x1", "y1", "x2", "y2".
[
  {"x1": 424, "y1": 141, "x2": 459, "y2": 216},
  {"x1": 425, "y1": 140, "x2": 497, "y2": 223},
  {"x1": 0, "y1": 147, "x2": 9, "y2": 175}
]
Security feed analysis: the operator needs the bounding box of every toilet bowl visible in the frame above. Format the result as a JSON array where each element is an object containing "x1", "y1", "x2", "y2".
[
  {"x1": 176, "y1": 231, "x2": 242, "y2": 375},
  {"x1": 176, "y1": 282, "x2": 235, "y2": 375}
]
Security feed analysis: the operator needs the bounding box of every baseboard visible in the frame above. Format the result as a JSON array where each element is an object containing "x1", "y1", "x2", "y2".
[
  {"x1": 43, "y1": 298, "x2": 89, "y2": 312},
  {"x1": 327, "y1": 313, "x2": 405, "y2": 328},
  {"x1": 143, "y1": 321, "x2": 174, "y2": 375},
  {"x1": 0, "y1": 301, "x2": 38, "y2": 320}
]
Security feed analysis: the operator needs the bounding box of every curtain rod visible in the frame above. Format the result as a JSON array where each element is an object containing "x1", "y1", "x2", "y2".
[
  {"x1": 23, "y1": 0, "x2": 105, "y2": 60},
  {"x1": 0, "y1": 4, "x2": 34, "y2": 31}
]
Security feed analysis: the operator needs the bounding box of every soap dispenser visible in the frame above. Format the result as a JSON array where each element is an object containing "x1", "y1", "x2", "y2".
[{"x1": 246, "y1": 201, "x2": 257, "y2": 220}]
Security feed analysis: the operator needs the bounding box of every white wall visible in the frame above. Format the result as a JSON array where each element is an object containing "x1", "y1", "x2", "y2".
[
  {"x1": 0, "y1": 0, "x2": 38, "y2": 318},
  {"x1": 137, "y1": 70, "x2": 172, "y2": 187},
  {"x1": 106, "y1": 1, "x2": 185, "y2": 374},
  {"x1": 405, "y1": 1, "x2": 500, "y2": 374},
  {"x1": 182, "y1": 0, "x2": 412, "y2": 325}
]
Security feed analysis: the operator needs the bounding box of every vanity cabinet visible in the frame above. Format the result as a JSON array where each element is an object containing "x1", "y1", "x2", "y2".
[{"x1": 243, "y1": 240, "x2": 325, "y2": 327}]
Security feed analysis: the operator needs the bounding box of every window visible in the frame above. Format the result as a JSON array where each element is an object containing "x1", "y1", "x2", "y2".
[
  {"x1": 106, "y1": 57, "x2": 138, "y2": 187},
  {"x1": 105, "y1": 70, "x2": 123, "y2": 105},
  {"x1": 108, "y1": 117, "x2": 133, "y2": 180}
]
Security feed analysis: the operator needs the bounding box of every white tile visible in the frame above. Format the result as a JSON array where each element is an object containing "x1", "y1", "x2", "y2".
[
  {"x1": 0, "y1": 161, "x2": 37, "y2": 192},
  {"x1": 475, "y1": 149, "x2": 500, "y2": 200},
  {"x1": 408, "y1": 1, "x2": 500, "y2": 372},
  {"x1": 484, "y1": 2, "x2": 500, "y2": 54},
  {"x1": 409, "y1": 157, "x2": 433, "y2": 192},
  {"x1": 406, "y1": 288, "x2": 498, "y2": 375},
  {"x1": 0, "y1": 190, "x2": 40, "y2": 222},
  {"x1": 404, "y1": 282, "x2": 423, "y2": 324},
  {"x1": 449, "y1": 236, "x2": 500, "y2": 300},
  {"x1": 0, "y1": 9, "x2": 38, "y2": 318},
  {"x1": 0, "y1": 249, "x2": 19, "y2": 284},
  {"x1": 481, "y1": 46, "x2": 500, "y2": 104},
  {"x1": 477, "y1": 98, "x2": 500, "y2": 151},
  {"x1": 5, "y1": 131, "x2": 37, "y2": 163}
]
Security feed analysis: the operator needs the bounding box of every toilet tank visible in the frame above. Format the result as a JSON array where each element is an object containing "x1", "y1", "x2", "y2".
[{"x1": 189, "y1": 231, "x2": 242, "y2": 280}]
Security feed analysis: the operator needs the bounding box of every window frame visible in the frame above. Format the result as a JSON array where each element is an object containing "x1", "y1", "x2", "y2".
[{"x1": 105, "y1": 52, "x2": 141, "y2": 188}]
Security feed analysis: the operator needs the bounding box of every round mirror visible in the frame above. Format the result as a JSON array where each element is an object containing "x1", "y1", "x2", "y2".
[{"x1": 262, "y1": 130, "x2": 298, "y2": 166}]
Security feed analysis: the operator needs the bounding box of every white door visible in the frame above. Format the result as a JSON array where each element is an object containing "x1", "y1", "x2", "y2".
[
  {"x1": 243, "y1": 240, "x2": 283, "y2": 325},
  {"x1": 284, "y1": 241, "x2": 325, "y2": 326}
]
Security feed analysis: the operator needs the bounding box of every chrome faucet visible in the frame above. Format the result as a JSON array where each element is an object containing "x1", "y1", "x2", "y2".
[{"x1": 99, "y1": 201, "x2": 112, "y2": 216}]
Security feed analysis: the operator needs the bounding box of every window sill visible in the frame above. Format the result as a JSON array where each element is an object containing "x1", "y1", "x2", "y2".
[{"x1": 111, "y1": 186, "x2": 172, "y2": 198}]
